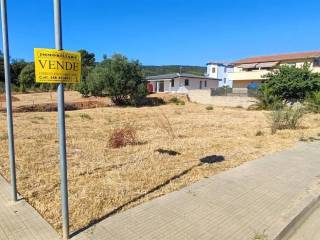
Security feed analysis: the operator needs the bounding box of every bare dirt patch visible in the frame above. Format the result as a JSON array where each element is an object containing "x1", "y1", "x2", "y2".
[
  {"x1": 0, "y1": 91, "x2": 110, "y2": 112},
  {"x1": 0, "y1": 100, "x2": 320, "y2": 235},
  {"x1": 0, "y1": 94, "x2": 20, "y2": 102},
  {"x1": 149, "y1": 92, "x2": 189, "y2": 103},
  {"x1": 6, "y1": 100, "x2": 109, "y2": 113}
]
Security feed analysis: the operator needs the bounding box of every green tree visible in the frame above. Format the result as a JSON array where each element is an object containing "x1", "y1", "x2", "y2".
[
  {"x1": 0, "y1": 51, "x2": 4, "y2": 83},
  {"x1": 86, "y1": 54, "x2": 147, "y2": 105},
  {"x1": 10, "y1": 59, "x2": 27, "y2": 85},
  {"x1": 18, "y1": 63, "x2": 35, "y2": 92},
  {"x1": 77, "y1": 49, "x2": 95, "y2": 96},
  {"x1": 262, "y1": 64, "x2": 320, "y2": 101},
  {"x1": 79, "y1": 49, "x2": 95, "y2": 66}
]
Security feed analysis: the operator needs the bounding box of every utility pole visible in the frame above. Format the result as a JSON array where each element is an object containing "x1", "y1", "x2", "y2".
[
  {"x1": 53, "y1": 0, "x2": 69, "y2": 239},
  {"x1": 0, "y1": 0, "x2": 17, "y2": 202}
]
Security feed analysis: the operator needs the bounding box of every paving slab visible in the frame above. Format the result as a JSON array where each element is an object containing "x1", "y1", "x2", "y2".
[
  {"x1": 0, "y1": 177, "x2": 60, "y2": 240},
  {"x1": 74, "y1": 141, "x2": 320, "y2": 240}
]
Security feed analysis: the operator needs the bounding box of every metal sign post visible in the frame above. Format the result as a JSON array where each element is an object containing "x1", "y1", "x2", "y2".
[
  {"x1": 53, "y1": 0, "x2": 69, "y2": 239},
  {"x1": 0, "y1": 0, "x2": 17, "y2": 202}
]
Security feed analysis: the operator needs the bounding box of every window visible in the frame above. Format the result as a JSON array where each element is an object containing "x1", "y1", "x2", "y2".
[
  {"x1": 171, "y1": 79, "x2": 174, "y2": 87},
  {"x1": 314, "y1": 58, "x2": 320, "y2": 66},
  {"x1": 185, "y1": 79, "x2": 189, "y2": 86},
  {"x1": 224, "y1": 78, "x2": 227, "y2": 84},
  {"x1": 212, "y1": 67, "x2": 216, "y2": 73},
  {"x1": 204, "y1": 80, "x2": 207, "y2": 87},
  {"x1": 224, "y1": 67, "x2": 227, "y2": 73}
]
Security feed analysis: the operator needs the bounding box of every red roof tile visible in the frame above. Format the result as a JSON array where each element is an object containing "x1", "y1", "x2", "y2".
[{"x1": 233, "y1": 51, "x2": 320, "y2": 65}]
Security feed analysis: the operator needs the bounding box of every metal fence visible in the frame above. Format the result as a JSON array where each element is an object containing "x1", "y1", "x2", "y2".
[{"x1": 211, "y1": 87, "x2": 258, "y2": 97}]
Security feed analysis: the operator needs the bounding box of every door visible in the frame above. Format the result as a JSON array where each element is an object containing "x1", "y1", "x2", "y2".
[
  {"x1": 159, "y1": 81, "x2": 164, "y2": 92},
  {"x1": 199, "y1": 81, "x2": 202, "y2": 89},
  {"x1": 147, "y1": 83, "x2": 154, "y2": 93}
]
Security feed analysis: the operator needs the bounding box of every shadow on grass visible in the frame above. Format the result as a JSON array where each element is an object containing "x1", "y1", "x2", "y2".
[
  {"x1": 155, "y1": 148, "x2": 181, "y2": 156},
  {"x1": 200, "y1": 155, "x2": 225, "y2": 164},
  {"x1": 70, "y1": 154, "x2": 224, "y2": 238}
]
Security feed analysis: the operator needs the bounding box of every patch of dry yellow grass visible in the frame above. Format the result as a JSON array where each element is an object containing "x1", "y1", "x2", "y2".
[{"x1": 1, "y1": 100, "x2": 320, "y2": 234}]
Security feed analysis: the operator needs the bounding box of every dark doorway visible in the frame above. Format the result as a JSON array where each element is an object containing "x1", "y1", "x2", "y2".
[{"x1": 159, "y1": 81, "x2": 164, "y2": 92}]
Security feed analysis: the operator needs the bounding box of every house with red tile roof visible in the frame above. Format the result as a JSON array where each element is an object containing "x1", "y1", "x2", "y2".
[{"x1": 228, "y1": 51, "x2": 320, "y2": 92}]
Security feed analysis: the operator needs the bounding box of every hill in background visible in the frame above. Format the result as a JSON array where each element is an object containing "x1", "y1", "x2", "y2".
[{"x1": 142, "y1": 65, "x2": 206, "y2": 77}]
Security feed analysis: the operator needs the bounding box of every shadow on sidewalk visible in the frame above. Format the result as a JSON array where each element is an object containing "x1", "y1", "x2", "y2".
[{"x1": 70, "y1": 154, "x2": 224, "y2": 238}]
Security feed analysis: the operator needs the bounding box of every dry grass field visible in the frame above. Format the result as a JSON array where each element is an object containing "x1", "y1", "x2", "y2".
[
  {"x1": 0, "y1": 92, "x2": 320, "y2": 234},
  {"x1": 0, "y1": 91, "x2": 111, "y2": 111}
]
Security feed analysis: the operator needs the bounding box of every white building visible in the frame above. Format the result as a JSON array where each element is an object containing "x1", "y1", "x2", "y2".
[
  {"x1": 146, "y1": 73, "x2": 219, "y2": 93},
  {"x1": 206, "y1": 62, "x2": 233, "y2": 87}
]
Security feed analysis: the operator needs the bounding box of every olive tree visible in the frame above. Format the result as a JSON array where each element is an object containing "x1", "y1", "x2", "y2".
[{"x1": 85, "y1": 54, "x2": 147, "y2": 105}]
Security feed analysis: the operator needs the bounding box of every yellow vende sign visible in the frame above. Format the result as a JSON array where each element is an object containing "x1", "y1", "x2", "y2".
[{"x1": 34, "y1": 48, "x2": 81, "y2": 83}]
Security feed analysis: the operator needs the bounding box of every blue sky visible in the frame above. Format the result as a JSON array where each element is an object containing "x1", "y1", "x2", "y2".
[{"x1": 1, "y1": 0, "x2": 320, "y2": 66}]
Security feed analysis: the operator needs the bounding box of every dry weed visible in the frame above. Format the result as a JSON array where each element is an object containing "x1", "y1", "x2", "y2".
[{"x1": 109, "y1": 126, "x2": 137, "y2": 148}]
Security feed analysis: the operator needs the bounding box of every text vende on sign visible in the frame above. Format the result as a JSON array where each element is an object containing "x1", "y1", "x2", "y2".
[{"x1": 34, "y1": 48, "x2": 81, "y2": 83}]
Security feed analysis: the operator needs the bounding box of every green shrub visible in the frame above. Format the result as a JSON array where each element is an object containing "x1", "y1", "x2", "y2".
[
  {"x1": 19, "y1": 63, "x2": 35, "y2": 92},
  {"x1": 168, "y1": 97, "x2": 179, "y2": 103},
  {"x1": 77, "y1": 49, "x2": 95, "y2": 97},
  {"x1": 270, "y1": 106, "x2": 304, "y2": 134},
  {"x1": 206, "y1": 105, "x2": 213, "y2": 110},
  {"x1": 305, "y1": 91, "x2": 320, "y2": 113},
  {"x1": 262, "y1": 63, "x2": 320, "y2": 101},
  {"x1": 253, "y1": 85, "x2": 284, "y2": 110},
  {"x1": 168, "y1": 97, "x2": 185, "y2": 105},
  {"x1": 0, "y1": 82, "x2": 4, "y2": 93},
  {"x1": 77, "y1": 81, "x2": 90, "y2": 97}
]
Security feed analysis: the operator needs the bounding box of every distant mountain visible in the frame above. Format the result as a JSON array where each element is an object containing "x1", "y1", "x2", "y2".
[{"x1": 142, "y1": 65, "x2": 206, "y2": 77}]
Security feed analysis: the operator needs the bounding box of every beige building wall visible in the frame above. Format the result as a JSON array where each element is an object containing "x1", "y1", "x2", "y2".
[
  {"x1": 232, "y1": 80, "x2": 261, "y2": 89},
  {"x1": 231, "y1": 58, "x2": 320, "y2": 89}
]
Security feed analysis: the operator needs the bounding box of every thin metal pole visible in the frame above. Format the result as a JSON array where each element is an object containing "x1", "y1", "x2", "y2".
[
  {"x1": 53, "y1": 0, "x2": 69, "y2": 239},
  {"x1": 1, "y1": 0, "x2": 17, "y2": 202}
]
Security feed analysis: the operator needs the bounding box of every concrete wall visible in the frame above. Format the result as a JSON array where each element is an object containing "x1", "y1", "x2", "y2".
[
  {"x1": 228, "y1": 70, "x2": 269, "y2": 81},
  {"x1": 188, "y1": 89, "x2": 257, "y2": 108}
]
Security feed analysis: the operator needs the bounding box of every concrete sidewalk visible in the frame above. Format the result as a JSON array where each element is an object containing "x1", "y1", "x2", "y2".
[
  {"x1": 74, "y1": 141, "x2": 320, "y2": 240},
  {"x1": 287, "y1": 202, "x2": 320, "y2": 240},
  {"x1": 0, "y1": 177, "x2": 60, "y2": 240}
]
